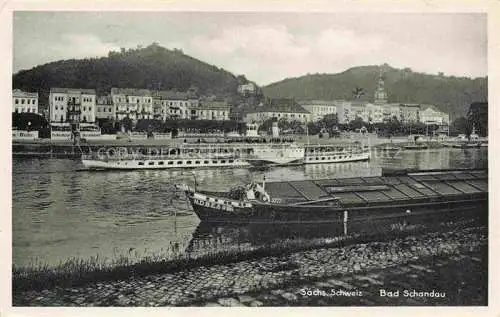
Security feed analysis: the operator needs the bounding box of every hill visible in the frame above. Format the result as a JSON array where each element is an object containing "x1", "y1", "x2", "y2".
[
  {"x1": 12, "y1": 43, "x2": 248, "y2": 109},
  {"x1": 262, "y1": 64, "x2": 488, "y2": 119}
]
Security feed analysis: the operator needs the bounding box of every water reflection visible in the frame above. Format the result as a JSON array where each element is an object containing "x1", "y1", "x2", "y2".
[{"x1": 186, "y1": 206, "x2": 485, "y2": 255}]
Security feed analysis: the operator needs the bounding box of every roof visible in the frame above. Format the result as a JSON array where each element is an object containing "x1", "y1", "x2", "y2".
[
  {"x1": 50, "y1": 88, "x2": 96, "y2": 95},
  {"x1": 298, "y1": 100, "x2": 337, "y2": 106},
  {"x1": 13, "y1": 89, "x2": 38, "y2": 98},
  {"x1": 153, "y1": 90, "x2": 198, "y2": 100},
  {"x1": 420, "y1": 104, "x2": 446, "y2": 113},
  {"x1": 96, "y1": 95, "x2": 113, "y2": 105},
  {"x1": 249, "y1": 99, "x2": 310, "y2": 114},
  {"x1": 110, "y1": 87, "x2": 151, "y2": 97},
  {"x1": 199, "y1": 100, "x2": 230, "y2": 109},
  {"x1": 264, "y1": 170, "x2": 487, "y2": 204}
]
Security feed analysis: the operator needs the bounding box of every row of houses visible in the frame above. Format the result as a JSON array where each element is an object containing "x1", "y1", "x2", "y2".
[
  {"x1": 13, "y1": 86, "x2": 450, "y2": 128},
  {"x1": 243, "y1": 99, "x2": 450, "y2": 126},
  {"x1": 14, "y1": 87, "x2": 232, "y2": 125},
  {"x1": 49, "y1": 87, "x2": 232, "y2": 124}
]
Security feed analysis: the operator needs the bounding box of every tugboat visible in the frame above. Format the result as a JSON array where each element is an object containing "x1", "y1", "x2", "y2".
[{"x1": 177, "y1": 168, "x2": 488, "y2": 223}]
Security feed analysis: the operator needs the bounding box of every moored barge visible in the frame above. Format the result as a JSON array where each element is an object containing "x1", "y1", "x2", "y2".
[{"x1": 178, "y1": 168, "x2": 488, "y2": 223}]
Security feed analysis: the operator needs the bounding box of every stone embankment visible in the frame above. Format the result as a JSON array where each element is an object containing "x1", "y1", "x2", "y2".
[{"x1": 14, "y1": 226, "x2": 487, "y2": 306}]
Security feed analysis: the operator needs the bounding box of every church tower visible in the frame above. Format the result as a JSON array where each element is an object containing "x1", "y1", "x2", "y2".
[{"x1": 374, "y1": 67, "x2": 388, "y2": 105}]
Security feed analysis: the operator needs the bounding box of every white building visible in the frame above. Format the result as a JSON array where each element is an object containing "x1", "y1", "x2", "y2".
[
  {"x1": 154, "y1": 90, "x2": 199, "y2": 120},
  {"x1": 334, "y1": 100, "x2": 352, "y2": 124},
  {"x1": 111, "y1": 88, "x2": 153, "y2": 121},
  {"x1": 365, "y1": 103, "x2": 384, "y2": 123},
  {"x1": 13, "y1": 89, "x2": 39, "y2": 114},
  {"x1": 420, "y1": 105, "x2": 449, "y2": 125},
  {"x1": 399, "y1": 103, "x2": 421, "y2": 123},
  {"x1": 49, "y1": 88, "x2": 96, "y2": 123},
  {"x1": 197, "y1": 100, "x2": 231, "y2": 121},
  {"x1": 298, "y1": 100, "x2": 337, "y2": 122},
  {"x1": 237, "y1": 83, "x2": 256, "y2": 95},
  {"x1": 244, "y1": 99, "x2": 311, "y2": 124},
  {"x1": 96, "y1": 95, "x2": 115, "y2": 120},
  {"x1": 382, "y1": 103, "x2": 401, "y2": 122}
]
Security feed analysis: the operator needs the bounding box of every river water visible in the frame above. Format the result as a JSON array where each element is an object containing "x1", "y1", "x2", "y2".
[{"x1": 12, "y1": 147, "x2": 488, "y2": 267}]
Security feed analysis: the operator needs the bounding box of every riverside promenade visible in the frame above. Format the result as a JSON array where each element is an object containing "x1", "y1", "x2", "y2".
[{"x1": 14, "y1": 224, "x2": 487, "y2": 307}]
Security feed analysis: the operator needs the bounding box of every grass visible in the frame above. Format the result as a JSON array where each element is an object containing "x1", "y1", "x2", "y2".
[{"x1": 13, "y1": 216, "x2": 485, "y2": 294}]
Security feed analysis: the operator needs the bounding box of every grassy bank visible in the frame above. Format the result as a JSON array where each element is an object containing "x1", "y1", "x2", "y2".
[{"x1": 13, "y1": 216, "x2": 483, "y2": 294}]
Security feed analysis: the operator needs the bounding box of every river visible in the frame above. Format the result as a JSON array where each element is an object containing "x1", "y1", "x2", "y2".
[{"x1": 12, "y1": 147, "x2": 488, "y2": 267}]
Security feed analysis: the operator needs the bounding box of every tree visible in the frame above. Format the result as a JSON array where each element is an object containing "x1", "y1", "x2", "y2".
[
  {"x1": 467, "y1": 102, "x2": 488, "y2": 136},
  {"x1": 450, "y1": 117, "x2": 468, "y2": 136},
  {"x1": 348, "y1": 117, "x2": 365, "y2": 130},
  {"x1": 320, "y1": 113, "x2": 338, "y2": 132},
  {"x1": 258, "y1": 118, "x2": 276, "y2": 134}
]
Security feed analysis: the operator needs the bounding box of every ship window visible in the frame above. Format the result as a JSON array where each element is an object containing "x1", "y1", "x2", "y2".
[
  {"x1": 213, "y1": 160, "x2": 218, "y2": 163},
  {"x1": 138, "y1": 162, "x2": 145, "y2": 166},
  {"x1": 229, "y1": 160, "x2": 234, "y2": 163},
  {"x1": 148, "y1": 162, "x2": 155, "y2": 165},
  {"x1": 221, "y1": 160, "x2": 226, "y2": 163},
  {"x1": 168, "y1": 161, "x2": 173, "y2": 165},
  {"x1": 177, "y1": 161, "x2": 183, "y2": 164},
  {"x1": 204, "y1": 160, "x2": 209, "y2": 164},
  {"x1": 187, "y1": 161, "x2": 192, "y2": 164},
  {"x1": 158, "y1": 161, "x2": 164, "y2": 165},
  {"x1": 321, "y1": 157, "x2": 325, "y2": 160},
  {"x1": 316, "y1": 157, "x2": 319, "y2": 160},
  {"x1": 195, "y1": 161, "x2": 200, "y2": 164}
]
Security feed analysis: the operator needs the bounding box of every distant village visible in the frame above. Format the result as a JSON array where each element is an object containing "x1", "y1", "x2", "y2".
[{"x1": 12, "y1": 69, "x2": 451, "y2": 140}]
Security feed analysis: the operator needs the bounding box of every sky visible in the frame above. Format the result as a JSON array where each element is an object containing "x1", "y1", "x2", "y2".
[{"x1": 13, "y1": 12, "x2": 487, "y2": 85}]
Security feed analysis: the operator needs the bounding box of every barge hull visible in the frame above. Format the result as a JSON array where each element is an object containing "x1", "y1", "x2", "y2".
[{"x1": 184, "y1": 169, "x2": 488, "y2": 223}]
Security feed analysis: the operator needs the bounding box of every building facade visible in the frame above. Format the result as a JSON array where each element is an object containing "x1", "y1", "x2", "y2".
[
  {"x1": 13, "y1": 89, "x2": 39, "y2": 114},
  {"x1": 335, "y1": 100, "x2": 352, "y2": 124},
  {"x1": 399, "y1": 103, "x2": 421, "y2": 123},
  {"x1": 49, "y1": 88, "x2": 96, "y2": 124},
  {"x1": 298, "y1": 100, "x2": 337, "y2": 122},
  {"x1": 111, "y1": 88, "x2": 153, "y2": 121},
  {"x1": 155, "y1": 91, "x2": 199, "y2": 120},
  {"x1": 420, "y1": 106, "x2": 450, "y2": 125},
  {"x1": 96, "y1": 95, "x2": 115, "y2": 120},
  {"x1": 196, "y1": 100, "x2": 231, "y2": 121},
  {"x1": 244, "y1": 99, "x2": 311, "y2": 124},
  {"x1": 237, "y1": 83, "x2": 256, "y2": 95},
  {"x1": 365, "y1": 103, "x2": 383, "y2": 123}
]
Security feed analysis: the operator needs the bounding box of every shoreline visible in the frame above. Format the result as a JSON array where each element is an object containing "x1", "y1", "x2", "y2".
[{"x1": 13, "y1": 225, "x2": 488, "y2": 306}]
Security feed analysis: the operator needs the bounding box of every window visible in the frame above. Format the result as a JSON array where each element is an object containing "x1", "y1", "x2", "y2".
[
  {"x1": 148, "y1": 162, "x2": 154, "y2": 166},
  {"x1": 177, "y1": 161, "x2": 183, "y2": 165},
  {"x1": 168, "y1": 161, "x2": 173, "y2": 165},
  {"x1": 229, "y1": 160, "x2": 234, "y2": 163},
  {"x1": 213, "y1": 160, "x2": 218, "y2": 164},
  {"x1": 221, "y1": 160, "x2": 226, "y2": 164},
  {"x1": 186, "y1": 161, "x2": 192, "y2": 164},
  {"x1": 195, "y1": 161, "x2": 200, "y2": 164},
  {"x1": 21, "y1": 99, "x2": 25, "y2": 104},
  {"x1": 158, "y1": 161, "x2": 164, "y2": 165},
  {"x1": 138, "y1": 162, "x2": 145, "y2": 166},
  {"x1": 204, "y1": 160, "x2": 209, "y2": 164},
  {"x1": 15, "y1": 99, "x2": 18, "y2": 104}
]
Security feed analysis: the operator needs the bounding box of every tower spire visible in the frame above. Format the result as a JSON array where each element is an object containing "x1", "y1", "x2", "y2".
[{"x1": 374, "y1": 66, "x2": 388, "y2": 105}]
